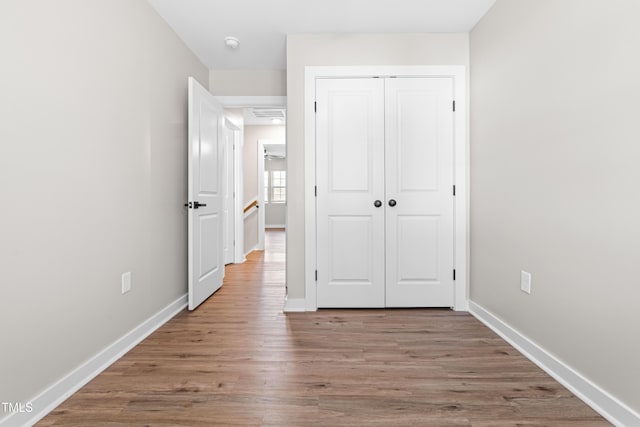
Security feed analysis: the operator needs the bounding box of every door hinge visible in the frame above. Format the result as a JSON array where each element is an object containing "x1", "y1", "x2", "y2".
[
  {"x1": 314, "y1": 185, "x2": 317, "y2": 197},
  {"x1": 315, "y1": 270, "x2": 318, "y2": 281},
  {"x1": 452, "y1": 100, "x2": 456, "y2": 112},
  {"x1": 314, "y1": 101, "x2": 317, "y2": 113},
  {"x1": 453, "y1": 269, "x2": 456, "y2": 281},
  {"x1": 453, "y1": 185, "x2": 456, "y2": 196}
]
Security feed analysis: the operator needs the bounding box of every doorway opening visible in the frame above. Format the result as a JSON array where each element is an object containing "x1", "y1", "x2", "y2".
[
  {"x1": 216, "y1": 98, "x2": 287, "y2": 296},
  {"x1": 240, "y1": 107, "x2": 286, "y2": 257},
  {"x1": 258, "y1": 140, "x2": 286, "y2": 248},
  {"x1": 187, "y1": 87, "x2": 287, "y2": 310}
]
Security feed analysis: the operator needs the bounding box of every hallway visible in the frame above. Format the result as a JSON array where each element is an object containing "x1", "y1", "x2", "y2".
[{"x1": 39, "y1": 230, "x2": 607, "y2": 426}]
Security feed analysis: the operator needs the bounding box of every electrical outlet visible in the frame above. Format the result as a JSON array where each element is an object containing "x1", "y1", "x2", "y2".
[
  {"x1": 520, "y1": 270, "x2": 531, "y2": 294},
  {"x1": 122, "y1": 272, "x2": 131, "y2": 294}
]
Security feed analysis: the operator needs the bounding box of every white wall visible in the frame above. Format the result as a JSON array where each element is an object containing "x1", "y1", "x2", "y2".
[
  {"x1": 242, "y1": 125, "x2": 286, "y2": 252},
  {"x1": 286, "y1": 33, "x2": 469, "y2": 299},
  {"x1": 470, "y1": 0, "x2": 640, "y2": 414},
  {"x1": 210, "y1": 69, "x2": 286, "y2": 96},
  {"x1": 265, "y1": 204, "x2": 286, "y2": 228},
  {"x1": 0, "y1": 0, "x2": 208, "y2": 410}
]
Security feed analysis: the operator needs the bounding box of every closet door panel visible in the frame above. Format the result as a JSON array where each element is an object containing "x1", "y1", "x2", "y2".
[
  {"x1": 316, "y1": 78, "x2": 386, "y2": 308},
  {"x1": 385, "y1": 78, "x2": 455, "y2": 307}
]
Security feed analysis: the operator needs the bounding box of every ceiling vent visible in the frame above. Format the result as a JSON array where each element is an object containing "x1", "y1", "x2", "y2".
[
  {"x1": 243, "y1": 107, "x2": 287, "y2": 125},
  {"x1": 251, "y1": 108, "x2": 285, "y2": 120}
]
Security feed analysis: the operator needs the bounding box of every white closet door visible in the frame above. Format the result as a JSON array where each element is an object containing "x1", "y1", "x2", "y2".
[
  {"x1": 384, "y1": 77, "x2": 455, "y2": 307},
  {"x1": 316, "y1": 78, "x2": 386, "y2": 307}
]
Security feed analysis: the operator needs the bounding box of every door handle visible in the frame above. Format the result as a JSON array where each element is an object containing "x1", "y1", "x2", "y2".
[
  {"x1": 373, "y1": 200, "x2": 382, "y2": 208},
  {"x1": 185, "y1": 201, "x2": 208, "y2": 209},
  {"x1": 193, "y1": 201, "x2": 207, "y2": 209},
  {"x1": 388, "y1": 199, "x2": 397, "y2": 207}
]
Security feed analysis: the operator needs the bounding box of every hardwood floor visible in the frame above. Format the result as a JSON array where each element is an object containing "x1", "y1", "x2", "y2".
[{"x1": 39, "y1": 230, "x2": 609, "y2": 426}]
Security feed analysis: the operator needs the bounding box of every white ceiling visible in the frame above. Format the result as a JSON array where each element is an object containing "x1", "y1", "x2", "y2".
[{"x1": 147, "y1": 0, "x2": 496, "y2": 70}]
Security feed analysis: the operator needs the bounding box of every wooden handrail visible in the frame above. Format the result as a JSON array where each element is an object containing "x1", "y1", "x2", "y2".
[{"x1": 243, "y1": 200, "x2": 259, "y2": 214}]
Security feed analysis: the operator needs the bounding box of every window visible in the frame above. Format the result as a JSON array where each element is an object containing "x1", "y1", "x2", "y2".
[
  {"x1": 264, "y1": 170, "x2": 286, "y2": 203},
  {"x1": 271, "y1": 171, "x2": 286, "y2": 202}
]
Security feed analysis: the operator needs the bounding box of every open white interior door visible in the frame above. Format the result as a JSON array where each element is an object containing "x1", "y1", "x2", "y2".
[{"x1": 188, "y1": 77, "x2": 224, "y2": 311}]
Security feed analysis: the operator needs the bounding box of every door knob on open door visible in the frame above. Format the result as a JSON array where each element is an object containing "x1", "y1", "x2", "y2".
[
  {"x1": 193, "y1": 201, "x2": 207, "y2": 209},
  {"x1": 374, "y1": 200, "x2": 382, "y2": 208},
  {"x1": 388, "y1": 199, "x2": 397, "y2": 207}
]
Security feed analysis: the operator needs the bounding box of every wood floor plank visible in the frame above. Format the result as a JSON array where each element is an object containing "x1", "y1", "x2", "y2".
[{"x1": 39, "y1": 230, "x2": 610, "y2": 426}]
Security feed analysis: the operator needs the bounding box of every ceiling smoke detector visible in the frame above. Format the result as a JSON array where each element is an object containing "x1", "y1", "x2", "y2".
[{"x1": 224, "y1": 36, "x2": 240, "y2": 49}]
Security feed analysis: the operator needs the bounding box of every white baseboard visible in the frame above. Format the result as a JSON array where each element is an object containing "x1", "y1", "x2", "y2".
[
  {"x1": 265, "y1": 224, "x2": 286, "y2": 229},
  {"x1": 0, "y1": 295, "x2": 188, "y2": 427},
  {"x1": 469, "y1": 301, "x2": 640, "y2": 427},
  {"x1": 283, "y1": 296, "x2": 306, "y2": 312}
]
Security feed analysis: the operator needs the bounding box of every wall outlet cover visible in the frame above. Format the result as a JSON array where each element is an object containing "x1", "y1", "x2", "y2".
[
  {"x1": 520, "y1": 270, "x2": 531, "y2": 294},
  {"x1": 122, "y1": 272, "x2": 131, "y2": 294}
]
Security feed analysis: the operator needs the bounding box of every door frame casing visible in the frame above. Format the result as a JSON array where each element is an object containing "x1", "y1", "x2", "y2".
[
  {"x1": 222, "y1": 116, "x2": 244, "y2": 264},
  {"x1": 304, "y1": 66, "x2": 469, "y2": 311},
  {"x1": 257, "y1": 139, "x2": 266, "y2": 250}
]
